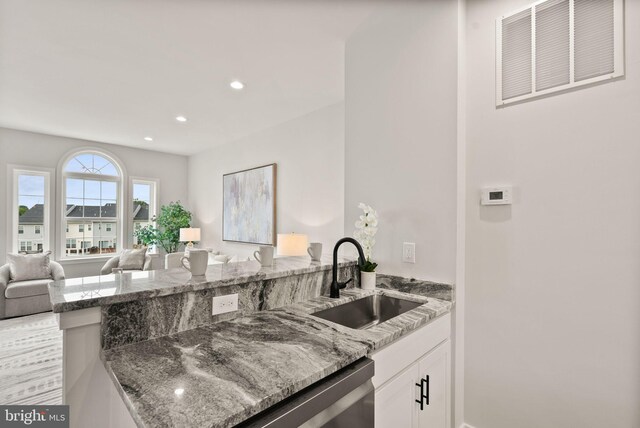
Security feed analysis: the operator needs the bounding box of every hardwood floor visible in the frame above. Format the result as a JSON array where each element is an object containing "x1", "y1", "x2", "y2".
[{"x1": 0, "y1": 312, "x2": 62, "y2": 405}]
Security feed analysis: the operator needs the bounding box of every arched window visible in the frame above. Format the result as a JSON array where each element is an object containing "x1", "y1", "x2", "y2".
[{"x1": 62, "y1": 151, "x2": 122, "y2": 257}]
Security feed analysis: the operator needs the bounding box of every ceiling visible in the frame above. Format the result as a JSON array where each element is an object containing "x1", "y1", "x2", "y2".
[{"x1": 0, "y1": 0, "x2": 375, "y2": 155}]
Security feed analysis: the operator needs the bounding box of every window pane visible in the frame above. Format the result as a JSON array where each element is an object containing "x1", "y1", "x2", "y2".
[
  {"x1": 85, "y1": 221, "x2": 100, "y2": 255},
  {"x1": 84, "y1": 199, "x2": 101, "y2": 217},
  {"x1": 65, "y1": 221, "x2": 94, "y2": 255},
  {"x1": 133, "y1": 202, "x2": 150, "y2": 221},
  {"x1": 133, "y1": 183, "x2": 151, "y2": 203},
  {"x1": 18, "y1": 173, "x2": 47, "y2": 254},
  {"x1": 85, "y1": 180, "x2": 100, "y2": 200},
  {"x1": 101, "y1": 201, "x2": 117, "y2": 218},
  {"x1": 66, "y1": 199, "x2": 84, "y2": 217},
  {"x1": 80, "y1": 240, "x2": 92, "y2": 253},
  {"x1": 95, "y1": 222, "x2": 117, "y2": 255},
  {"x1": 95, "y1": 157, "x2": 118, "y2": 176},
  {"x1": 19, "y1": 195, "x2": 45, "y2": 210},
  {"x1": 19, "y1": 175, "x2": 45, "y2": 196},
  {"x1": 66, "y1": 178, "x2": 84, "y2": 198},
  {"x1": 132, "y1": 182, "x2": 155, "y2": 248},
  {"x1": 77, "y1": 223, "x2": 89, "y2": 255},
  {"x1": 102, "y1": 181, "x2": 117, "y2": 200},
  {"x1": 64, "y1": 154, "x2": 119, "y2": 176},
  {"x1": 65, "y1": 154, "x2": 93, "y2": 173},
  {"x1": 65, "y1": 220, "x2": 79, "y2": 256}
]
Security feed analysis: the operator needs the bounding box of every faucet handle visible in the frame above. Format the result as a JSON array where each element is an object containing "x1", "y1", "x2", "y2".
[{"x1": 338, "y1": 278, "x2": 353, "y2": 289}]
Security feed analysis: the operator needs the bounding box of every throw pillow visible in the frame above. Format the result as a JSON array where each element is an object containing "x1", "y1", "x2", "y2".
[
  {"x1": 7, "y1": 251, "x2": 52, "y2": 282},
  {"x1": 118, "y1": 248, "x2": 148, "y2": 270},
  {"x1": 213, "y1": 254, "x2": 231, "y2": 264}
]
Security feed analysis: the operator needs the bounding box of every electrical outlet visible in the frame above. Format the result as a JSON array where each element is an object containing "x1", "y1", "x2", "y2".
[
  {"x1": 402, "y1": 242, "x2": 416, "y2": 263},
  {"x1": 212, "y1": 293, "x2": 238, "y2": 315}
]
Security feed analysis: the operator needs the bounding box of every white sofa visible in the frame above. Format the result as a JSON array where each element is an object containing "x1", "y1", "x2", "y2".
[
  {"x1": 0, "y1": 261, "x2": 65, "y2": 319},
  {"x1": 100, "y1": 254, "x2": 153, "y2": 275},
  {"x1": 165, "y1": 252, "x2": 185, "y2": 269},
  {"x1": 165, "y1": 251, "x2": 233, "y2": 269}
]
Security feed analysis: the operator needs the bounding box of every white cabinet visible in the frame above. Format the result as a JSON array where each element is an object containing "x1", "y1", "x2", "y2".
[
  {"x1": 375, "y1": 363, "x2": 421, "y2": 427},
  {"x1": 417, "y1": 341, "x2": 450, "y2": 428},
  {"x1": 372, "y1": 313, "x2": 451, "y2": 428}
]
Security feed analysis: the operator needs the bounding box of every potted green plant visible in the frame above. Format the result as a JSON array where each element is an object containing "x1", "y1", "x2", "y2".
[
  {"x1": 354, "y1": 202, "x2": 378, "y2": 290},
  {"x1": 134, "y1": 201, "x2": 192, "y2": 254}
]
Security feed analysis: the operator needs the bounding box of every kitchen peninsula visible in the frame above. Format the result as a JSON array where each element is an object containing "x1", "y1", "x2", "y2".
[{"x1": 48, "y1": 256, "x2": 453, "y2": 427}]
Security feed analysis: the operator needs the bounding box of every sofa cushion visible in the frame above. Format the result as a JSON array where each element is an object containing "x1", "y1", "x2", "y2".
[
  {"x1": 118, "y1": 248, "x2": 147, "y2": 270},
  {"x1": 213, "y1": 254, "x2": 232, "y2": 263},
  {"x1": 5, "y1": 278, "x2": 52, "y2": 299},
  {"x1": 7, "y1": 252, "x2": 52, "y2": 282}
]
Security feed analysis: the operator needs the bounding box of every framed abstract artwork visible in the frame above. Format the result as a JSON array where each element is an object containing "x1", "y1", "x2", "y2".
[{"x1": 223, "y1": 163, "x2": 276, "y2": 245}]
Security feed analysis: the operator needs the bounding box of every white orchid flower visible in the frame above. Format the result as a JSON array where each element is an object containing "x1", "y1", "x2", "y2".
[
  {"x1": 364, "y1": 227, "x2": 377, "y2": 236},
  {"x1": 354, "y1": 202, "x2": 378, "y2": 262}
]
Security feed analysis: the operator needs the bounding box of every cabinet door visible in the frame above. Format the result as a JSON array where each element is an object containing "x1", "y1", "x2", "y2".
[
  {"x1": 416, "y1": 340, "x2": 451, "y2": 428},
  {"x1": 375, "y1": 363, "x2": 420, "y2": 428}
]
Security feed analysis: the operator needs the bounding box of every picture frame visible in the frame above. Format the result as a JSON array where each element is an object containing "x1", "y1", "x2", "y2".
[{"x1": 222, "y1": 163, "x2": 276, "y2": 245}]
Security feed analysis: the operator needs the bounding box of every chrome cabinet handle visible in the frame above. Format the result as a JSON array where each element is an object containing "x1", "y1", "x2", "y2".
[{"x1": 415, "y1": 375, "x2": 430, "y2": 411}]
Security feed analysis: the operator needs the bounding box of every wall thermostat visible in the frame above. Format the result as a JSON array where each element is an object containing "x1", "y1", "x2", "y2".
[{"x1": 481, "y1": 186, "x2": 512, "y2": 205}]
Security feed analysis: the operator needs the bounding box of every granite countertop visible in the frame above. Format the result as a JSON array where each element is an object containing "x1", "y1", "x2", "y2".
[
  {"x1": 102, "y1": 278, "x2": 453, "y2": 428},
  {"x1": 48, "y1": 255, "x2": 357, "y2": 313}
]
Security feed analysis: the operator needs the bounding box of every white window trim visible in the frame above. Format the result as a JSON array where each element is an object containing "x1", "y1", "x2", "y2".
[
  {"x1": 56, "y1": 147, "x2": 127, "y2": 262},
  {"x1": 496, "y1": 0, "x2": 625, "y2": 106},
  {"x1": 129, "y1": 177, "x2": 159, "y2": 251},
  {"x1": 7, "y1": 165, "x2": 54, "y2": 257}
]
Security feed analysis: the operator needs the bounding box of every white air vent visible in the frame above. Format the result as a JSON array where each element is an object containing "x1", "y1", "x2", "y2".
[
  {"x1": 574, "y1": 0, "x2": 615, "y2": 81},
  {"x1": 502, "y1": 9, "x2": 532, "y2": 99},
  {"x1": 536, "y1": 0, "x2": 570, "y2": 91},
  {"x1": 496, "y1": 0, "x2": 624, "y2": 106}
]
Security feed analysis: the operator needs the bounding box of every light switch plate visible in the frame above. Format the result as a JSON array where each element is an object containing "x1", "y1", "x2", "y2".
[
  {"x1": 402, "y1": 242, "x2": 416, "y2": 263},
  {"x1": 212, "y1": 294, "x2": 238, "y2": 315}
]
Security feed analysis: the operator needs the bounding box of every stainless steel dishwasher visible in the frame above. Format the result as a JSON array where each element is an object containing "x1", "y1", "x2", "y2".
[{"x1": 238, "y1": 357, "x2": 374, "y2": 428}]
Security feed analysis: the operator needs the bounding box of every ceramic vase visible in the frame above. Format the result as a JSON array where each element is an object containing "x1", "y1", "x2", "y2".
[{"x1": 361, "y1": 271, "x2": 376, "y2": 290}]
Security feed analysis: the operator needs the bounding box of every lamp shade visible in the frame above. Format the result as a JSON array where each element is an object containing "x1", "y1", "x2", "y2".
[
  {"x1": 277, "y1": 233, "x2": 308, "y2": 256},
  {"x1": 180, "y1": 228, "x2": 201, "y2": 242}
]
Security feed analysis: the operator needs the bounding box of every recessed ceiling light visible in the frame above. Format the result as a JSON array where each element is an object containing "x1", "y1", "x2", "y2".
[
  {"x1": 144, "y1": 136, "x2": 153, "y2": 142},
  {"x1": 230, "y1": 80, "x2": 244, "y2": 90},
  {"x1": 175, "y1": 116, "x2": 187, "y2": 122},
  {"x1": 174, "y1": 388, "x2": 184, "y2": 396}
]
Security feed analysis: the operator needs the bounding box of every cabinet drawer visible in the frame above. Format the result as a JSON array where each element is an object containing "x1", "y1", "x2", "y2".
[{"x1": 371, "y1": 313, "x2": 450, "y2": 389}]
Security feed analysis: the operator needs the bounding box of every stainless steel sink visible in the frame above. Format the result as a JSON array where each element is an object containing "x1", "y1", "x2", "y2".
[{"x1": 311, "y1": 294, "x2": 423, "y2": 330}]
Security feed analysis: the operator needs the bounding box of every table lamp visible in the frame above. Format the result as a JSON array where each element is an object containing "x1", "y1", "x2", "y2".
[
  {"x1": 277, "y1": 233, "x2": 308, "y2": 256},
  {"x1": 180, "y1": 228, "x2": 201, "y2": 248}
]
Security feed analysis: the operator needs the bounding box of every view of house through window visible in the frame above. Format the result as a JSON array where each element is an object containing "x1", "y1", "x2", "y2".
[
  {"x1": 13, "y1": 154, "x2": 154, "y2": 258},
  {"x1": 16, "y1": 173, "x2": 47, "y2": 254},
  {"x1": 63, "y1": 152, "x2": 120, "y2": 256}
]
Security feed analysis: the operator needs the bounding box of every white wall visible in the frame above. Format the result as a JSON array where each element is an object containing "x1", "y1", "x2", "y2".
[
  {"x1": 188, "y1": 103, "x2": 345, "y2": 260},
  {"x1": 0, "y1": 127, "x2": 188, "y2": 278},
  {"x1": 345, "y1": 1, "x2": 458, "y2": 283},
  {"x1": 464, "y1": 1, "x2": 640, "y2": 427}
]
